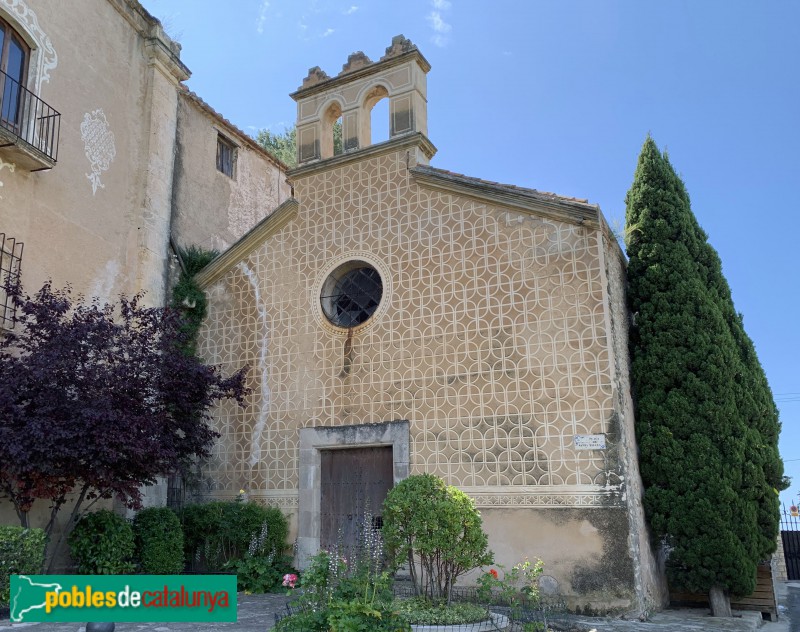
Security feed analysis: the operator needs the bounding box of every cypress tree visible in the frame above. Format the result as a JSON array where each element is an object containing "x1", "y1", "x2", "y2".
[
  {"x1": 664, "y1": 153, "x2": 786, "y2": 562},
  {"x1": 625, "y1": 138, "x2": 784, "y2": 616}
]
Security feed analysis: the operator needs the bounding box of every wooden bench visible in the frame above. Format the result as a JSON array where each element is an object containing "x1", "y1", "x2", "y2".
[{"x1": 669, "y1": 562, "x2": 778, "y2": 620}]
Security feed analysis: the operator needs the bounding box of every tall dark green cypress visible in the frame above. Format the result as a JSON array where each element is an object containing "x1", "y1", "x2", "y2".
[
  {"x1": 625, "y1": 138, "x2": 784, "y2": 614},
  {"x1": 663, "y1": 152, "x2": 786, "y2": 562}
]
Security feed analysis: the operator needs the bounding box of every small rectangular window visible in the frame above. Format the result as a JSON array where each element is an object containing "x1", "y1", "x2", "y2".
[{"x1": 216, "y1": 134, "x2": 235, "y2": 178}]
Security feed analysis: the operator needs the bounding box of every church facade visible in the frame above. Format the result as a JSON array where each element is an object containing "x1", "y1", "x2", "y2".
[{"x1": 195, "y1": 37, "x2": 667, "y2": 612}]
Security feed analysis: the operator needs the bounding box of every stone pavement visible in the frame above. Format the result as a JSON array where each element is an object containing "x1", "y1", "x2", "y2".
[
  {"x1": 2, "y1": 583, "x2": 798, "y2": 632},
  {"x1": 0, "y1": 593, "x2": 290, "y2": 631},
  {"x1": 572, "y1": 609, "x2": 763, "y2": 631}
]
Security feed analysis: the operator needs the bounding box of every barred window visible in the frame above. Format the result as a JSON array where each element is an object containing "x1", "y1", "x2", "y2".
[
  {"x1": 216, "y1": 134, "x2": 236, "y2": 178},
  {"x1": 321, "y1": 261, "x2": 383, "y2": 328},
  {"x1": 0, "y1": 233, "x2": 23, "y2": 328}
]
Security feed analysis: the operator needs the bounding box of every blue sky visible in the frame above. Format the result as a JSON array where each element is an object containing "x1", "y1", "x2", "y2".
[{"x1": 143, "y1": 0, "x2": 800, "y2": 508}]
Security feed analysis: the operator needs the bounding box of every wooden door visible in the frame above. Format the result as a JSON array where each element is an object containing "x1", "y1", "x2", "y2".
[{"x1": 320, "y1": 446, "x2": 393, "y2": 557}]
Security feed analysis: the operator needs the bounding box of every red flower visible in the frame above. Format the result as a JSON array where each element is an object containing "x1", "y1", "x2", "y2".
[
  {"x1": 489, "y1": 569, "x2": 498, "y2": 579},
  {"x1": 282, "y1": 573, "x2": 298, "y2": 588}
]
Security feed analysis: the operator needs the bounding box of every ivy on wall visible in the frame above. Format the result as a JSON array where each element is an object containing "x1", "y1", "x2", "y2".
[{"x1": 171, "y1": 246, "x2": 218, "y2": 356}]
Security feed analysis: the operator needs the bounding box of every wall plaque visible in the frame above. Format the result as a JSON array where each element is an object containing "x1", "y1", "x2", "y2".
[{"x1": 573, "y1": 434, "x2": 606, "y2": 450}]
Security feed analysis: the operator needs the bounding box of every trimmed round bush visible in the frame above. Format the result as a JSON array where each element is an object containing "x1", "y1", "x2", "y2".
[
  {"x1": 68, "y1": 509, "x2": 135, "y2": 574},
  {"x1": 382, "y1": 474, "x2": 493, "y2": 602},
  {"x1": 133, "y1": 507, "x2": 184, "y2": 574}
]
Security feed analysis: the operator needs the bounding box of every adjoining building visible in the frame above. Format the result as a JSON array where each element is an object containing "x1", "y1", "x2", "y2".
[
  {"x1": 194, "y1": 36, "x2": 668, "y2": 612},
  {"x1": 0, "y1": 0, "x2": 288, "y2": 546}
]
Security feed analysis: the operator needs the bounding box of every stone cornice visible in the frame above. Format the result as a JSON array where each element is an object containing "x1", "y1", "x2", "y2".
[
  {"x1": 290, "y1": 48, "x2": 430, "y2": 101},
  {"x1": 106, "y1": 0, "x2": 155, "y2": 35},
  {"x1": 107, "y1": 0, "x2": 190, "y2": 82},
  {"x1": 286, "y1": 133, "x2": 437, "y2": 181},
  {"x1": 411, "y1": 166, "x2": 602, "y2": 229},
  {"x1": 145, "y1": 33, "x2": 190, "y2": 83},
  {"x1": 194, "y1": 198, "x2": 299, "y2": 289}
]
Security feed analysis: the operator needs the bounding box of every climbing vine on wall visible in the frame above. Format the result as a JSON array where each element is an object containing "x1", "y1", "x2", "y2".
[{"x1": 171, "y1": 246, "x2": 218, "y2": 356}]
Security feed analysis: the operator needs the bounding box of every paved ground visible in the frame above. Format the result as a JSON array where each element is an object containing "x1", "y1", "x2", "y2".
[
  {"x1": 779, "y1": 581, "x2": 800, "y2": 632},
  {"x1": 0, "y1": 594, "x2": 290, "y2": 631},
  {"x1": 2, "y1": 583, "x2": 798, "y2": 631}
]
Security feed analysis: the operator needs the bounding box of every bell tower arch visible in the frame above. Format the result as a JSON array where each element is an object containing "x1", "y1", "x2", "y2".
[{"x1": 291, "y1": 35, "x2": 430, "y2": 165}]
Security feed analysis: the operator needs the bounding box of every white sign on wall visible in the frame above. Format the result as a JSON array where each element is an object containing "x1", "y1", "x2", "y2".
[{"x1": 573, "y1": 434, "x2": 606, "y2": 450}]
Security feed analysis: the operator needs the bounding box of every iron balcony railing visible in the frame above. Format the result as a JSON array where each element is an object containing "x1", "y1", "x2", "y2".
[{"x1": 0, "y1": 68, "x2": 60, "y2": 163}]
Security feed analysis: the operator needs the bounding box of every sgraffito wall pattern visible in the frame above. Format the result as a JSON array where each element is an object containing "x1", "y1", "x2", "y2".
[{"x1": 198, "y1": 147, "x2": 622, "y2": 509}]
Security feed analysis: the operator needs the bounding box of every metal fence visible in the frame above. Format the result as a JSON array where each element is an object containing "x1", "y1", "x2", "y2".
[{"x1": 780, "y1": 502, "x2": 800, "y2": 580}]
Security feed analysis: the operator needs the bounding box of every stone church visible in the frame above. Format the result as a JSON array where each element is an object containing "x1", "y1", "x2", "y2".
[
  {"x1": 0, "y1": 0, "x2": 665, "y2": 610},
  {"x1": 194, "y1": 36, "x2": 667, "y2": 612}
]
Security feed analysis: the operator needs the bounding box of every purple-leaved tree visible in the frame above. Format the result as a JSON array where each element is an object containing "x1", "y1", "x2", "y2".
[{"x1": 0, "y1": 278, "x2": 249, "y2": 568}]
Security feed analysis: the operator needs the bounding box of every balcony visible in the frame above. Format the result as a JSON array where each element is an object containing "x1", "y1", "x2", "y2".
[{"x1": 0, "y1": 68, "x2": 60, "y2": 171}]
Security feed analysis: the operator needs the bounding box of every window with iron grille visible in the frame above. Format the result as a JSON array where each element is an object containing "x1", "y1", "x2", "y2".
[
  {"x1": 0, "y1": 233, "x2": 23, "y2": 328},
  {"x1": 321, "y1": 261, "x2": 383, "y2": 328},
  {"x1": 216, "y1": 134, "x2": 235, "y2": 178}
]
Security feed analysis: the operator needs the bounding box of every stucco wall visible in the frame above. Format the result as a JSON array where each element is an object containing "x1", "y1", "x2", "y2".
[
  {"x1": 0, "y1": 0, "x2": 177, "y2": 304},
  {"x1": 0, "y1": 0, "x2": 288, "y2": 557},
  {"x1": 478, "y1": 507, "x2": 636, "y2": 612},
  {"x1": 600, "y1": 230, "x2": 669, "y2": 610},
  {"x1": 197, "y1": 141, "x2": 647, "y2": 608},
  {"x1": 170, "y1": 94, "x2": 290, "y2": 253},
  {"x1": 0, "y1": 0, "x2": 187, "y2": 547}
]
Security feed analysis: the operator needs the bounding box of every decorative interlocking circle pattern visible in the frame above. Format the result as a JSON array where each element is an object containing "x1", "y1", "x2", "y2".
[{"x1": 197, "y1": 149, "x2": 620, "y2": 507}]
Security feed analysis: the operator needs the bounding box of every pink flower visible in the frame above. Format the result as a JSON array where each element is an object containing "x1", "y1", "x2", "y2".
[{"x1": 282, "y1": 573, "x2": 298, "y2": 588}]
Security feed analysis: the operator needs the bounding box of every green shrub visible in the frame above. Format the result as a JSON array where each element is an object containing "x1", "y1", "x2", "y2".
[
  {"x1": 68, "y1": 510, "x2": 135, "y2": 574},
  {"x1": 275, "y1": 608, "x2": 329, "y2": 632},
  {"x1": 0, "y1": 526, "x2": 46, "y2": 606},
  {"x1": 277, "y1": 540, "x2": 404, "y2": 632},
  {"x1": 133, "y1": 507, "x2": 184, "y2": 574},
  {"x1": 223, "y1": 519, "x2": 296, "y2": 593},
  {"x1": 178, "y1": 501, "x2": 288, "y2": 571},
  {"x1": 396, "y1": 598, "x2": 488, "y2": 625},
  {"x1": 327, "y1": 599, "x2": 411, "y2": 632},
  {"x1": 382, "y1": 474, "x2": 493, "y2": 603}
]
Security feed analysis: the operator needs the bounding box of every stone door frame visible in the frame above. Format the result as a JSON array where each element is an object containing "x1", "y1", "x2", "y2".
[{"x1": 297, "y1": 420, "x2": 410, "y2": 568}]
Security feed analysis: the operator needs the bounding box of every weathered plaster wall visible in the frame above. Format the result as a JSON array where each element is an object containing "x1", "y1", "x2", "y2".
[
  {"x1": 600, "y1": 229, "x2": 669, "y2": 610},
  {"x1": 0, "y1": 0, "x2": 271, "y2": 548},
  {"x1": 478, "y1": 508, "x2": 635, "y2": 612},
  {"x1": 0, "y1": 0, "x2": 189, "y2": 543},
  {"x1": 171, "y1": 94, "x2": 290, "y2": 253},
  {"x1": 197, "y1": 142, "x2": 645, "y2": 609},
  {"x1": 0, "y1": 0, "x2": 179, "y2": 304}
]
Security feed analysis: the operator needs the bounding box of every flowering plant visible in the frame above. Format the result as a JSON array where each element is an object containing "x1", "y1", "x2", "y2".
[
  {"x1": 282, "y1": 573, "x2": 298, "y2": 589},
  {"x1": 476, "y1": 558, "x2": 545, "y2": 607}
]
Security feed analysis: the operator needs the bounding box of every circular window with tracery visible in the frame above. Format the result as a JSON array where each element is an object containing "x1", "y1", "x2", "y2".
[{"x1": 320, "y1": 261, "x2": 383, "y2": 328}]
